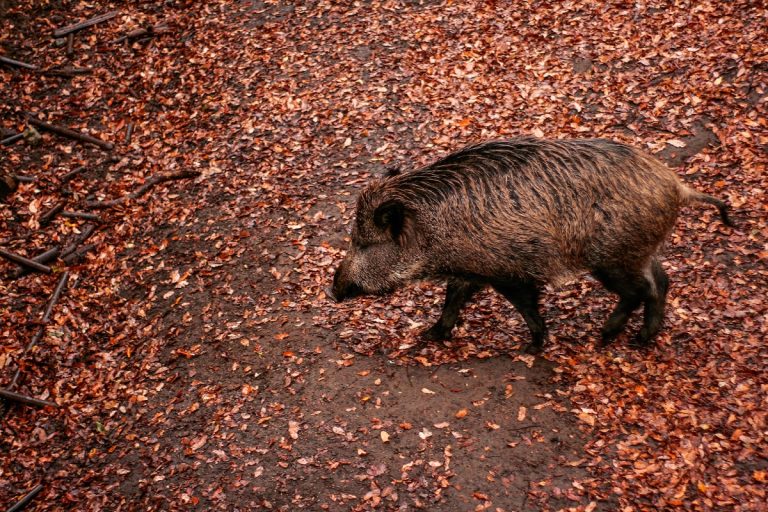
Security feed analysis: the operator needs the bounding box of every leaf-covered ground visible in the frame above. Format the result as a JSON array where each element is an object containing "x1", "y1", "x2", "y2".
[{"x1": 1, "y1": 1, "x2": 766, "y2": 510}]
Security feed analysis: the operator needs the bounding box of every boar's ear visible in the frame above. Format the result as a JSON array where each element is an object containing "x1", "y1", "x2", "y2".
[{"x1": 373, "y1": 200, "x2": 407, "y2": 242}]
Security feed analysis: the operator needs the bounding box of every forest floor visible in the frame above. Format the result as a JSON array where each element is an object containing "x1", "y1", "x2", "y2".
[{"x1": 1, "y1": 1, "x2": 767, "y2": 511}]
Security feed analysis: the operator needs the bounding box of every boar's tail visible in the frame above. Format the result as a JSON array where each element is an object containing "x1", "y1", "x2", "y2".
[{"x1": 680, "y1": 185, "x2": 735, "y2": 227}]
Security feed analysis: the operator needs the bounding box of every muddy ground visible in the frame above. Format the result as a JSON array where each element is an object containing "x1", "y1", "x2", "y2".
[{"x1": 2, "y1": 1, "x2": 766, "y2": 511}]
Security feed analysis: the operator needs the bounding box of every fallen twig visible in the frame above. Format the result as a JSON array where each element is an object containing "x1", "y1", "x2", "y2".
[
  {"x1": 1, "y1": 133, "x2": 24, "y2": 146},
  {"x1": 6, "y1": 484, "x2": 44, "y2": 512},
  {"x1": 61, "y1": 156, "x2": 120, "y2": 184},
  {"x1": 62, "y1": 243, "x2": 95, "y2": 265},
  {"x1": 61, "y1": 166, "x2": 86, "y2": 183},
  {"x1": 42, "y1": 272, "x2": 69, "y2": 324},
  {"x1": 0, "y1": 248, "x2": 52, "y2": 274},
  {"x1": 61, "y1": 224, "x2": 96, "y2": 257},
  {"x1": 40, "y1": 66, "x2": 92, "y2": 77},
  {"x1": 14, "y1": 175, "x2": 37, "y2": 183},
  {"x1": 125, "y1": 122, "x2": 133, "y2": 145},
  {"x1": 0, "y1": 389, "x2": 57, "y2": 408},
  {"x1": 112, "y1": 22, "x2": 170, "y2": 44},
  {"x1": 53, "y1": 10, "x2": 119, "y2": 38},
  {"x1": 27, "y1": 117, "x2": 114, "y2": 151},
  {"x1": 86, "y1": 170, "x2": 200, "y2": 209},
  {"x1": 0, "y1": 55, "x2": 37, "y2": 70},
  {"x1": 61, "y1": 211, "x2": 101, "y2": 222},
  {"x1": 39, "y1": 200, "x2": 67, "y2": 226},
  {"x1": 66, "y1": 33, "x2": 74, "y2": 56},
  {"x1": 5, "y1": 272, "x2": 70, "y2": 394},
  {"x1": 11, "y1": 247, "x2": 61, "y2": 279}
]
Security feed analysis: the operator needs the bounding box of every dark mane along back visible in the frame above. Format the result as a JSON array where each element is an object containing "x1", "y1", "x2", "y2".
[
  {"x1": 384, "y1": 138, "x2": 547, "y2": 205},
  {"x1": 380, "y1": 137, "x2": 660, "y2": 209}
]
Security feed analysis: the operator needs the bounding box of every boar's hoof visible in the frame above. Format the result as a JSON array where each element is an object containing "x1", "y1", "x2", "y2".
[
  {"x1": 421, "y1": 324, "x2": 452, "y2": 341},
  {"x1": 523, "y1": 343, "x2": 543, "y2": 355},
  {"x1": 629, "y1": 330, "x2": 656, "y2": 349},
  {"x1": 599, "y1": 324, "x2": 626, "y2": 346},
  {"x1": 598, "y1": 335, "x2": 618, "y2": 348}
]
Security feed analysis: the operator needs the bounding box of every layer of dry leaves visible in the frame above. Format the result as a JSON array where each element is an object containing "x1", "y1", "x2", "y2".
[{"x1": 1, "y1": 0, "x2": 766, "y2": 511}]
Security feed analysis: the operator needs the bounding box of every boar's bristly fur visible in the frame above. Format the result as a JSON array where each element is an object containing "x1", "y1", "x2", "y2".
[{"x1": 332, "y1": 137, "x2": 733, "y2": 352}]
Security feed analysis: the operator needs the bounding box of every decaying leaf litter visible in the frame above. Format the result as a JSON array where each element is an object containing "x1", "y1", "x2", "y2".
[{"x1": 1, "y1": 1, "x2": 766, "y2": 510}]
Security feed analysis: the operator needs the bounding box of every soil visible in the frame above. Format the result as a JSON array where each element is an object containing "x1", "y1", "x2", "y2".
[
  {"x1": 2, "y1": 1, "x2": 766, "y2": 511},
  {"x1": 86, "y1": 191, "x2": 601, "y2": 511}
]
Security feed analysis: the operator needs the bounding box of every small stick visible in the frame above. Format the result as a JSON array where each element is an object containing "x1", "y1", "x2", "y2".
[
  {"x1": 6, "y1": 484, "x2": 44, "y2": 512},
  {"x1": 8, "y1": 272, "x2": 70, "y2": 390},
  {"x1": 0, "y1": 389, "x2": 57, "y2": 408},
  {"x1": 86, "y1": 170, "x2": 200, "y2": 209},
  {"x1": 66, "y1": 33, "x2": 74, "y2": 56},
  {"x1": 40, "y1": 67, "x2": 91, "y2": 77},
  {"x1": 53, "y1": 10, "x2": 119, "y2": 38},
  {"x1": 61, "y1": 166, "x2": 86, "y2": 183},
  {"x1": 62, "y1": 243, "x2": 95, "y2": 265},
  {"x1": 61, "y1": 224, "x2": 96, "y2": 257},
  {"x1": 125, "y1": 122, "x2": 133, "y2": 145},
  {"x1": 112, "y1": 23, "x2": 169, "y2": 44},
  {"x1": 39, "y1": 201, "x2": 66, "y2": 226},
  {"x1": 0, "y1": 55, "x2": 37, "y2": 70},
  {"x1": 61, "y1": 211, "x2": 101, "y2": 222},
  {"x1": 1, "y1": 133, "x2": 24, "y2": 146},
  {"x1": 14, "y1": 175, "x2": 37, "y2": 183},
  {"x1": 42, "y1": 271, "x2": 70, "y2": 323},
  {"x1": 27, "y1": 117, "x2": 113, "y2": 151},
  {"x1": 0, "y1": 248, "x2": 52, "y2": 274},
  {"x1": 11, "y1": 247, "x2": 60, "y2": 279}
]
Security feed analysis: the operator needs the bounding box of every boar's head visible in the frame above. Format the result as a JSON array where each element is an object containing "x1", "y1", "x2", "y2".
[{"x1": 331, "y1": 177, "x2": 424, "y2": 302}]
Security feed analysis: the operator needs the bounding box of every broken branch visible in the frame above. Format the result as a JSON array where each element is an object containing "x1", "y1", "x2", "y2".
[
  {"x1": 62, "y1": 244, "x2": 95, "y2": 265},
  {"x1": 1, "y1": 133, "x2": 24, "y2": 146},
  {"x1": 125, "y1": 122, "x2": 133, "y2": 145},
  {"x1": 6, "y1": 484, "x2": 44, "y2": 512},
  {"x1": 61, "y1": 211, "x2": 101, "y2": 222},
  {"x1": 61, "y1": 166, "x2": 86, "y2": 183},
  {"x1": 11, "y1": 247, "x2": 61, "y2": 279},
  {"x1": 7, "y1": 272, "x2": 70, "y2": 391},
  {"x1": 40, "y1": 66, "x2": 92, "y2": 77},
  {"x1": 0, "y1": 389, "x2": 58, "y2": 408},
  {"x1": 40, "y1": 201, "x2": 67, "y2": 226},
  {"x1": 0, "y1": 55, "x2": 37, "y2": 70},
  {"x1": 27, "y1": 117, "x2": 114, "y2": 151},
  {"x1": 86, "y1": 170, "x2": 200, "y2": 209},
  {"x1": 42, "y1": 271, "x2": 70, "y2": 323},
  {"x1": 61, "y1": 224, "x2": 96, "y2": 257},
  {"x1": 53, "y1": 10, "x2": 119, "y2": 38},
  {"x1": 0, "y1": 248, "x2": 52, "y2": 274},
  {"x1": 112, "y1": 22, "x2": 170, "y2": 44}
]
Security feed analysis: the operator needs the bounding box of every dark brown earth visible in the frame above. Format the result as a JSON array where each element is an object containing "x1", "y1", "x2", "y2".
[
  {"x1": 90, "y1": 190, "x2": 601, "y2": 511},
  {"x1": 2, "y1": 1, "x2": 766, "y2": 511}
]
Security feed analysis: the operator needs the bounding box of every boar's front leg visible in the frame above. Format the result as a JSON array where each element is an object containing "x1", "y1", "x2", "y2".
[
  {"x1": 422, "y1": 278, "x2": 483, "y2": 341},
  {"x1": 492, "y1": 280, "x2": 548, "y2": 353}
]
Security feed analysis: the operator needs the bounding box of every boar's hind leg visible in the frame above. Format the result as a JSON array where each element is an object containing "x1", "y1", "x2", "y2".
[
  {"x1": 422, "y1": 278, "x2": 482, "y2": 341},
  {"x1": 491, "y1": 281, "x2": 547, "y2": 353},
  {"x1": 636, "y1": 259, "x2": 669, "y2": 346},
  {"x1": 592, "y1": 260, "x2": 668, "y2": 346}
]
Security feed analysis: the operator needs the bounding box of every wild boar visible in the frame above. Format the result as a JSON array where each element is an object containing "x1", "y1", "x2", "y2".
[{"x1": 331, "y1": 137, "x2": 733, "y2": 352}]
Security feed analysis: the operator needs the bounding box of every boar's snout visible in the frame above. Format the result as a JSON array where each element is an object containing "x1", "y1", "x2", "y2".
[{"x1": 330, "y1": 263, "x2": 364, "y2": 302}]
